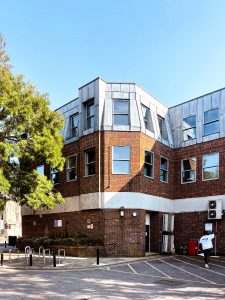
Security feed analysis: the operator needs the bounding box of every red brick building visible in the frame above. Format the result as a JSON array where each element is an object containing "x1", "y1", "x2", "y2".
[{"x1": 22, "y1": 78, "x2": 225, "y2": 256}]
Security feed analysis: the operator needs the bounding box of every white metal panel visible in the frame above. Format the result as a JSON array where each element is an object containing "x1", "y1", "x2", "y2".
[
  {"x1": 105, "y1": 92, "x2": 112, "y2": 99},
  {"x1": 182, "y1": 102, "x2": 190, "y2": 118},
  {"x1": 103, "y1": 99, "x2": 113, "y2": 127},
  {"x1": 189, "y1": 100, "x2": 197, "y2": 115},
  {"x1": 162, "y1": 235, "x2": 168, "y2": 252},
  {"x1": 112, "y1": 92, "x2": 129, "y2": 99},
  {"x1": 203, "y1": 94, "x2": 211, "y2": 111},
  {"x1": 106, "y1": 84, "x2": 112, "y2": 91},
  {"x1": 203, "y1": 133, "x2": 219, "y2": 142},
  {"x1": 111, "y1": 84, "x2": 121, "y2": 91},
  {"x1": 120, "y1": 84, "x2": 130, "y2": 92},
  {"x1": 162, "y1": 214, "x2": 169, "y2": 231},
  {"x1": 212, "y1": 91, "x2": 220, "y2": 108},
  {"x1": 130, "y1": 99, "x2": 140, "y2": 129},
  {"x1": 130, "y1": 92, "x2": 136, "y2": 100},
  {"x1": 145, "y1": 213, "x2": 150, "y2": 225}
]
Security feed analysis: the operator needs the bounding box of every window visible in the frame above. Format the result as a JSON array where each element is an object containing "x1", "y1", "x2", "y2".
[
  {"x1": 51, "y1": 169, "x2": 59, "y2": 184},
  {"x1": 144, "y1": 151, "x2": 154, "y2": 178},
  {"x1": 141, "y1": 105, "x2": 149, "y2": 129},
  {"x1": 181, "y1": 158, "x2": 196, "y2": 183},
  {"x1": 37, "y1": 165, "x2": 44, "y2": 175},
  {"x1": 113, "y1": 100, "x2": 129, "y2": 125},
  {"x1": 160, "y1": 157, "x2": 168, "y2": 182},
  {"x1": 204, "y1": 108, "x2": 219, "y2": 136},
  {"x1": 85, "y1": 149, "x2": 96, "y2": 176},
  {"x1": 69, "y1": 113, "x2": 79, "y2": 138},
  {"x1": 203, "y1": 153, "x2": 219, "y2": 180},
  {"x1": 86, "y1": 101, "x2": 95, "y2": 129},
  {"x1": 67, "y1": 156, "x2": 77, "y2": 181},
  {"x1": 112, "y1": 146, "x2": 130, "y2": 174},
  {"x1": 157, "y1": 115, "x2": 168, "y2": 140},
  {"x1": 183, "y1": 115, "x2": 196, "y2": 141}
]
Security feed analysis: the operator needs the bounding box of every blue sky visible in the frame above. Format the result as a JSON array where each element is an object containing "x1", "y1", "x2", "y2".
[{"x1": 1, "y1": 0, "x2": 225, "y2": 110}]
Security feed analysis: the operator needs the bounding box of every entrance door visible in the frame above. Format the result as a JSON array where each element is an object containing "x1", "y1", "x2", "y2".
[{"x1": 145, "y1": 213, "x2": 150, "y2": 252}]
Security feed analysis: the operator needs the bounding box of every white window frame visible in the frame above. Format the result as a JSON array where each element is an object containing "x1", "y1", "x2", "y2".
[
  {"x1": 85, "y1": 148, "x2": 96, "y2": 176},
  {"x1": 202, "y1": 153, "x2": 219, "y2": 181},
  {"x1": 141, "y1": 104, "x2": 149, "y2": 129},
  {"x1": 69, "y1": 113, "x2": 79, "y2": 138},
  {"x1": 157, "y1": 115, "x2": 167, "y2": 140},
  {"x1": 144, "y1": 150, "x2": 154, "y2": 179},
  {"x1": 181, "y1": 157, "x2": 197, "y2": 184},
  {"x1": 113, "y1": 99, "x2": 130, "y2": 126},
  {"x1": 51, "y1": 168, "x2": 59, "y2": 185},
  {"x1": 66, "y1": 155, "x2": 78, "y2": 182},
  {"x1": 86, "y1": 100, "x2": 95, "y2": 130},
  {"x1": 160, "y1": 156, "x2": 168, "y2": 183},
  {"x1": 112, "y1": 145, "x2": 130, "y2": 175},
  {"x1": 203, "y1": 107, "x2": 219, "y2": 136}
]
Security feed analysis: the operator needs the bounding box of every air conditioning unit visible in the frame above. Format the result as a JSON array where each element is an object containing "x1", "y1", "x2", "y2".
[
  {"x1": 208, "y1": 200, "x2": 222, "y2": 220},
  {"x1": 162, "y1": 235, "x2": 168, "y2": 253},
  {"x1": 162, "y1": 214, "x2": 169, "y2": 231}
]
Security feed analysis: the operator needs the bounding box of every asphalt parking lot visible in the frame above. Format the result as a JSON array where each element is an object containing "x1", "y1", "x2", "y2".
[{"x1": 0, "y1": 255, "x2": 225, "y2": 299}]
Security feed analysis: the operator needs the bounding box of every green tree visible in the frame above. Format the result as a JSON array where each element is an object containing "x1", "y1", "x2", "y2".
[{"x1": 0, "y1": 35, "x2": 65, "y2": 209}]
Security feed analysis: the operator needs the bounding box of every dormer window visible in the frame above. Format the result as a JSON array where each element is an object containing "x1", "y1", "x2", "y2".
[
  {"x1": 141, "y1": 105, "x2": 149, "y2": 129},
  {"x1": 204, "y1": 108, "x2": 219, "y2": 136},
  {"x1": 183, "y1": 115, "x2": 196, "y2": 141},
  {"x1": 157, "y1": 115, "x2": 168, "y2": 140},
  {"x1": 86, "y1": 100, "x2": 95, "y2": 130},
  {"x1": 113, "y1": 100, "x2": 129, "y2": 125},
  {"x1": 70, "y1": 113, "x2": 79, "y2": 138}
]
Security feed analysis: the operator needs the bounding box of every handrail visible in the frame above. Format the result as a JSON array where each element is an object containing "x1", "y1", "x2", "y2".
[{"x1": 58, "y1": 249, "x2": 65, "y2": 265}]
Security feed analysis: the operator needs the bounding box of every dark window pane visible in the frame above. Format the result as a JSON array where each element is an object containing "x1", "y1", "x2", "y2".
[
  {"x1": 183, "y1": 116, "x2": 196, "y2": 129},
  {"x1": 204, "y1": 108, "x2": 219, "y2": 124},
  {"x1": 87, "y1": 103, "x2": 95, "y2": 117},
  {"x1": 160, "y1": 169, "x2": 168, "y2": 182},
  {"x1": 114, "y1": 101, "x2": 129, "y2": 114},
  {"x1": 87, "y1": 163, "x2": 95, "y2": 175},
  {"x1": 87, "y1": 150, "x2": 95, "y2": 163},
  {"x1": 160, "y1": 157, "x2": 168, "y2": 170},
  {"x1": 113, "y1": 115, "x2": 129, "y2": 125},
  {"x1": 145, "y1": 151, "x2": 152, "y2": 164},
  {"x1": 182, "y1": 170, "x2": 195, "y2": 182},
  {"x1": 144, "y1": 164, "x2": 153, "y2": 177},
  {"x1": 204, "y1": 121, "x2": 219, "y2": 135}
]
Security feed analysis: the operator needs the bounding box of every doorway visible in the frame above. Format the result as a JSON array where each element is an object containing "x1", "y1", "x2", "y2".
[{"x1": 145, "y1": 213, "x2": 150, "y2": 252}]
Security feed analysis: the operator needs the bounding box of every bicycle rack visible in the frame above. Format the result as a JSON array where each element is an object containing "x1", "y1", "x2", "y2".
[
  {"x1": 43, "y1": 249, "x2": 50, "y2": 264},
  {"x1": 58, "y1": 249, "x2": 65, "y2": 265},
  {"x1": 39, "y1": 246, "x2": 44, "y2": 257},
  {"x1": 8, "y1": 248, "x2": 20, "y2": 263}
]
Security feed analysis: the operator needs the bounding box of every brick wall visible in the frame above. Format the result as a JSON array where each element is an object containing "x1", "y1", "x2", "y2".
[
  {"x1": 174, "y1": 211, "x2": 225, "y2": 255},
  {"x1": 174, "y1": 137, "x2": 225, "y2": 199}
]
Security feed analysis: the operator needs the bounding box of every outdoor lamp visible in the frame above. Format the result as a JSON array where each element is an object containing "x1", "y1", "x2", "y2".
[{"x1": 120, "y1": 206, "x2": 125, "y2": 217}]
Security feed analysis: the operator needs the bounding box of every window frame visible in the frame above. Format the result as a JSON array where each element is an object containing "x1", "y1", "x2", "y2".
[
  {"x1": 183, "y1": 115, "x2": 197, "y2": 141},
  {"x1": 112, "y1": 145, "x2": 130, "y2": 175},
  {"x1": 85, "y1": 148, "x2": 96, "y2": 176},
  {"x1": 113, "y1": 99, "x2": 130, "y2": 126},
  {"x1": 160, "y1": 156, "x2": 169, "y2": 183},
  {"x1": 157, "y1": 115, "x2": 167, "y2": 140},
  {"x1": 51, "y1": 168, "x2": 60, "y2": 185},
  {"x1": 203, "y1": 107, "x2": 219, "y2": 136},
  {"x1": 69, "y1": 113, "x2": 79, "y2": 138},
  {"x1": 181, "y1": 157, "x2": 197, "y2": 184},
  {"x1": 144, "y1": 150, "x2": 154, "y2": 179},
  {"x1": 141, "y1": 104, "x2": 149, "y2": 129},
  {"x1": 202, "y1": 153, "x2": 219, "y2": 181},
  {"x1": 66, "y1": 155, "x2": 78, "y2": 182},
  {"x1": 86, "y1": 100, "x2": 95, "y2": 130}
]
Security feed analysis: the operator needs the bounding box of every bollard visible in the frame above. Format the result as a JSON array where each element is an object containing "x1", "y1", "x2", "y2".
[
  {"x1": 1, "y1": 253, "x2": 3, "y2": 266},
  {"x1": 29, "y1": 254, "x2": 32, "y2": 266},
  {"x1": 96, "y1": 249, "x2": 100, "y2": 265},
  {"x1": 4, "y1": 241, "x2": 6, "y2": 248},
  {"x1": 53, "y1": 253, "x2": 56, "y2": 267}
]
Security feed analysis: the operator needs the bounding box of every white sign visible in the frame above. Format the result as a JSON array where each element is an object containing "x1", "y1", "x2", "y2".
[{"x1": 205, "y1": 223, "x2": 213, "y2": 231}]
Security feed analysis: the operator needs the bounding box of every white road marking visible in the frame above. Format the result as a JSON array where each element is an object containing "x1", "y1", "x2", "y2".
[
  {"x1": 173, "y1": 257, "x2": 225, "y2": 279},
  {"x1": 159, "y1": 259, "x2": 216, "y2": 284},
  {"x1": 144, "y1": 261, "x2": 172, "y2": 279},
  {"x1": 128, "y1": 264, "x2": 138, "y2": 274}
]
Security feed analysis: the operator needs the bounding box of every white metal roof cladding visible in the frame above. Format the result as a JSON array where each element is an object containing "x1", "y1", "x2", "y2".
[{"x1": 56, "y1": 78, "x2": 225, "y2": 149}]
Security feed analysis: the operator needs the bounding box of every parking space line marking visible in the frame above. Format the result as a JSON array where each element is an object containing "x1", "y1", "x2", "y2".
[
  {"x1": 144, "y1": 261, "x2": 172, "y2": 279},
  {"x1": 128, "y1": 264, "x2": 138, "y2": 274},
  {"x1": 160, "y1": 259, "x2": 216, "y2": 284},
  {"x1": 105, "y1": 265, "x2": 225, "y2": 286},
  {"x1": 173, "y1": 257, "x2": 225, "y2": 280},
  {"x1": 185, "y1": 256, "x2": 225, "y2": 270}
]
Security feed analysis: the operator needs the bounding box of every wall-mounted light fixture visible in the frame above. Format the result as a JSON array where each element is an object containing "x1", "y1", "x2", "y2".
[
  {"x1": 132, "y1": 212, "x2": 137, "y2": 217},
  {"x1": 120, "y1": 206, "x2": 125, "y2": 217},
  {"x1": 32, "y1": 220, "x2": 37, "y2": 226}
]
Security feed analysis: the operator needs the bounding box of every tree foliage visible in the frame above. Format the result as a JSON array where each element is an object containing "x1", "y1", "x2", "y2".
[{"x1": 0, "y1": 35, "x2": 65, "y2": 209}]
